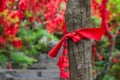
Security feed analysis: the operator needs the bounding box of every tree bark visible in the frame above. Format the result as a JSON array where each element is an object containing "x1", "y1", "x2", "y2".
[{"x1": 65, "y1": 0, "x2": 93, "y2": 80}]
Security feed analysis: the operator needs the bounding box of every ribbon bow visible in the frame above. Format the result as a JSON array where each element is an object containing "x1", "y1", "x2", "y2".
[{"x1": 48, "y1": 28, "x2": 105, "y2": 58}]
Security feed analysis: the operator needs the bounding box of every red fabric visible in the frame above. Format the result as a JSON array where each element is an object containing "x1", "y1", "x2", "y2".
[
  {"x1": 57, "y1": 51, "x2": 69, "y2": 79},
  {"x1": 59, "y1": 67, "x2": 69, "y2": 78},
  {"x1": 48, "y1": 28, "x2": 105, "y2": 58},
  {"x1": 57, "y1": 56, "x2": 69, "y2": 67},
  {"x1": 57, "y1": 41, "x2": 69, "y2": 79}
]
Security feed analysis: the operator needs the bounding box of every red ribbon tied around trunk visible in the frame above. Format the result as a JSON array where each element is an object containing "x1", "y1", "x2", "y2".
[{"x1": 48, "y1": 28, "x2": 105, "y2": 58}]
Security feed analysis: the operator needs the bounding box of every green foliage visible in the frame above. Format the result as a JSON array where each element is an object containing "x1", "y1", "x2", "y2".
[
  {"x1": 0, "y1": 25, "x2": 4, "y2": 34},
  {"x1": 91, "y1": 16, "x2": 101, "y2": 27},
  {"x1": 19, "y1": 20, "x2": 59, "y2": 56},
  {"x1": 115, "y1": 35, "x2": 120, "y2": 50},
  {"x1": 110, "y1": 62, "x2": 120, "y2": 80},
  {"x1": 102, "y1": 74, "x2": 116, "y2": 80},
  {"x1": 109, "y1": 0, "x2": 120, "y2": 13},
  {"x1": 11, "y1": 52, "x2": 36, "y2": 68},
  {"x1": 0, "y1": 55, "x2": 8, "y2": 67},
  {"x1": 10, "y1": 20, "x2": 59, "y2": 68}
]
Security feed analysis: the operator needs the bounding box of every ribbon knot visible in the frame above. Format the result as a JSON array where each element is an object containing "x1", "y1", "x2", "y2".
[
  {"x1": 65, "y1": 31, "x2": 81, "y2": 43},
  {"x1": 48, "y1": 28, "x2": 105, "y2": 58}
]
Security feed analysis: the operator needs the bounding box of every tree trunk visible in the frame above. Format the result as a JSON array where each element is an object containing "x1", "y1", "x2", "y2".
[{"x1": 65, "y1": 0, "x2": 93, "y2": 80}]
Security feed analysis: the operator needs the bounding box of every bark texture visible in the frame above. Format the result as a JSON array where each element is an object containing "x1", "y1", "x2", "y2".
[{"x1": 65, "y1": 0, "x2": 93, "y2": 80}]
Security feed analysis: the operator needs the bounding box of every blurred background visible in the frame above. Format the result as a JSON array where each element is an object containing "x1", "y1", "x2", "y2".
[{"x1": 0, "y1": 0, "x2": 120, "y2": 80}]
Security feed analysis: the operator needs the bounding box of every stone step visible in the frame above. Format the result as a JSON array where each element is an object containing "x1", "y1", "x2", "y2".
[
  {"x1": 14, "y1": 73, "x2": 59, "y2": 80},
  {"x1": 14, "y1": 77, "x2": 59, "y2": 80},
  {"x1": 0, "y1": 54, "x2": 60, "y2": 80},
  {"x1": 29, "y1": 60, "x2": 58, "y2": 69},
  {"x1": 0, "y1": 69, "x2": 59, "y2": 74},
  {"x1": 0, "y1": 69, "x2": 60, "y2": 80}
]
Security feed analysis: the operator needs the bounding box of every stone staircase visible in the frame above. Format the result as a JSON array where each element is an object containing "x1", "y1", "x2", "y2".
[{"x1": 0, "y1": 54, "x2": 60, "y2": 80}]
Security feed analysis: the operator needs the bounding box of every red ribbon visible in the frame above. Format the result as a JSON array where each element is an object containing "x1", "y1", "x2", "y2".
[{"x1": 48, "y1": 28, "x2": 105, "y2": 58}]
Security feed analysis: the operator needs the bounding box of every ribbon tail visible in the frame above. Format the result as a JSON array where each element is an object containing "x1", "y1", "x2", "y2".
[
  {"x1": 48, "y1": 37, "x2": 65, "y2": 58},
  {"x1": 78, "y1": 28, "x2": 105, "y2": 41}
]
